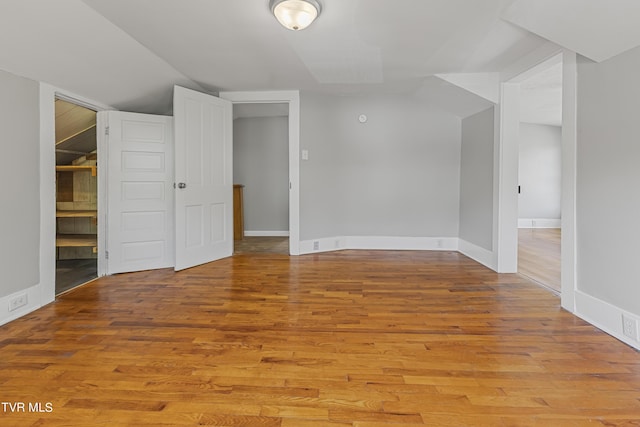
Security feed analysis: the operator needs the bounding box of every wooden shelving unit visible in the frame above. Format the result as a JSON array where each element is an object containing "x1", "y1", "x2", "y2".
[
  {"x1": 56, "y1": 165, "x2": 96, "y2": 176},
  {"x1": 56, "y1": 165, "x2": 98, "y2": 254},
  {"x1": 56, "y1": 210, "x2": 97, "y2": 219},
  {"x1": 56, "y1": 234, "x2": 97, "y2": 253}
]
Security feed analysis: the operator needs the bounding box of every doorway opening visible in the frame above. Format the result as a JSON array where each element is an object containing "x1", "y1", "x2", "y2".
[
  {"x1": 232, "y1": 103, "x2": 290, "y2": 255},
  {"x1": 221, "y1": 90, "x2": 301, "y2": 255},
  {"x1": 516, "y1": 59, "x2": 563, "y2": 293},
  {"x1": 54, "y1": 99, "x2": 98, "y2": 294}
]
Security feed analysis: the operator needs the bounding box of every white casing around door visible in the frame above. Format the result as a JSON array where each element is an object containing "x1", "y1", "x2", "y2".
[
  {"x1": 173, "y1": 86, "x2": 233, "y2": 271},
  {"x1": 103, "y1": 111, "x2": 175, "y2": 274}
]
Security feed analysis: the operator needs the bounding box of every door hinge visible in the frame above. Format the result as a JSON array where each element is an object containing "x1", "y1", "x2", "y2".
[
  {"x1": 105, "y1": 126, "x2": 110, "y2": 136},
  {"x1": 105, "y1": 251, "x2": 109, "y2": 259}
]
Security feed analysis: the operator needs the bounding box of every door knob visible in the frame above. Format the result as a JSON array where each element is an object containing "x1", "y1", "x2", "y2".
[{"x1": 178, "y1": 182, "x2": 187, "y2": 189}]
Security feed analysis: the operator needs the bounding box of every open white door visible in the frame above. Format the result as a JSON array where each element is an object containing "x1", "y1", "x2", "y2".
[
  {"x1": 103, "y1": 111, "x2": 175, "y2": 274},
  {"x1": 173, "y1": 86, "x2": 233, "y2": 271}
]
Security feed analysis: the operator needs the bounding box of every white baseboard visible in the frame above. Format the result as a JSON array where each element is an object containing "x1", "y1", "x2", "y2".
[
  {"x1": 458, "y1": 239, "x2": 495, "y2": 270},
  {"x1": 299, "y1": 236, "x2": 347, "y2": 254},
  {"x1": 299, "y1": 236, "x2": 458, "y2": 255},
  {"x1": 244, "y1": 231, "x2": 290, "y2": 237},
  {"x1": 518, "y1": 218, "x2": 561, "y2": 228},
  {"x1": 0, "y1": 284, "x2": 41, "y2": 326},
  {"x1": 575, "y1": 290, "x2": 640, "y2": 350}
]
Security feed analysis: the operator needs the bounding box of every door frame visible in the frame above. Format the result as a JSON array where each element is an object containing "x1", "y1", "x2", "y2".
[
  {"x1": 39, "y1": 84, "x2": 113, "y2": 306},
  {"x1": 219, "y1": 90, "x2": 301, "y2": 255},
  {"x1": 495, "y1": 50, "x2": 577, "y2": 312}
]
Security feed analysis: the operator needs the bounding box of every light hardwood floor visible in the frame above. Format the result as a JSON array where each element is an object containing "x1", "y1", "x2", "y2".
[
  {"x1": 518, "y1": 228, "x2": 561, "y2": 293},
  {"x1": 1, "y1": 250, "x2": 639, "y2": 426}
]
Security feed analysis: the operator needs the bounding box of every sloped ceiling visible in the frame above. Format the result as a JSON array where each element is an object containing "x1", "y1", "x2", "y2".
[
  {"x1": 520, "y1": 62, "x2": 563, "y2": 126},
  {"x1": 503, "y1": 0, "x2": 640, "y2": 63},
  {"x1": 0, "y1": 0, "x2": 203, "y2": 114},
  {"x1": 1, "y1": 0, "x2": 551, "y2": 115},
  {"x1": 55, "y1": 99, "x2": 97, "y2": 165},
  {"x1": 413, "y1": 77, "x2": 494, "y2": 119},
  {"x1": 2, "y1": 1, "x2": 638, "y2": 117}
]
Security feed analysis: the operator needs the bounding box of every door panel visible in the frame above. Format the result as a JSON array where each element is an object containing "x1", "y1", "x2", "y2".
[
  {"x1": 174, "y1": 86, "x2": 233, "y2": 271},
  {"x1": 104, "y1": 111, "x2": 174, "y2": 274}
]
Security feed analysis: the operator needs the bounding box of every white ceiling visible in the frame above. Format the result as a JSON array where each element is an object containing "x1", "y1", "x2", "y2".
[
  {"x1": 1, "y1": 1, "x2": 639, "y2": 116},
  {"x1": 519, "y1": 61, "x2": 563, "y2": 126},
  {"x1": 503, "y1": 0, "x2": 640, "y2": 63}
]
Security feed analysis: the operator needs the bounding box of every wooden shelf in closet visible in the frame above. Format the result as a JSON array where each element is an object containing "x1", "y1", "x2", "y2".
[
  {"x1": 56, "y1": 210, "x2": 97, "y2": 219},
  {"x1": 56, "y1": 234, "x2": 98, "y2": 253},
  {"x1": 56, "y1": 165, "x2": 96, "y2": 176}
]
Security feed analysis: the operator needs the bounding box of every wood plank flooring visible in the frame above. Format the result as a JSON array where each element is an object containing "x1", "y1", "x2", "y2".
[
  {"x1": 518, "y1": 228, "x2": 561, "y2": 293},
  {"x1": 234, "y1": 237, "x2": 289, "y2": 255},
  {"x1": 1, "y1": 250, "x2": 640, "y2": 426}
]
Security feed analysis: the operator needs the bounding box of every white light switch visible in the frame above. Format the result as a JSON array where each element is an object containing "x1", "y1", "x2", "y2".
[{"x1": 301, "y1": 149, "x2": 309, "y2": 160}]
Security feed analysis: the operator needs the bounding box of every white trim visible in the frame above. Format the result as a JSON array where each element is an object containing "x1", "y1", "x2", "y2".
[
  {"x1": 458, "y1": 239, "x2": 495, "y2": 270},
  {"x1": 39, "y1": 83, "x2": 113, "y2": 311},
  {"x1": 299, "y1": 236, "x2": 458, "y2": 255},
  {"x1": 244, "y1": 231, "x2": 290, "y2": 237},
  {"x1": 495, "y1": 82, "x2": 520, "y2": 273},
  {"x1": 575, "y1": 290, "x2": 640, "y2": 351},
  {"x1": 346, "y1": 236, "x2": 458, "y2": 251},
  {"x1": 299, "y1": 236, "x2": 347, "y2": 254},
  {"x1": 219, "y1": 90, "x2": 300, "y2": 255},
  {"x1": 560, "y1": 49, "x2": 577, "y2": 312},
  {"x1": 496, "y1": 50, "x2": 578, "y2": 313},
  {"x1": 96, "y1": 112, "x2": 108, "y2": 277},
  {"x1": 39, "y1": 84, "x2": 57, "y2": 308},
  {"x1": 0, "y1": 285, "x2": 41, "y2": 326},
  {"x1": 518, "y1": 218, "x2": 561, "y2": 228}
]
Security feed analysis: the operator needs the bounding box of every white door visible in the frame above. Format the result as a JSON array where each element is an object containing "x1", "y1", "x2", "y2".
[
  {"x1": 173, "y1": 86, "x2": 233, "y2": 271},
  {"x1": 104, "y1": 111, "x2": 174, "y2": 274}
]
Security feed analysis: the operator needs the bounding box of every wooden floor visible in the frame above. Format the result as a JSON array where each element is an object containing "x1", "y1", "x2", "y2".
[
  {"x1": 518, "y1": 228, "x2": 561, "y2": 293},
  {"x1": 234, "y1": 236, "x2": 289, "y2": 255},
  {"x1": 1, "y1": 250, "x2": 639, "y2": 426}
]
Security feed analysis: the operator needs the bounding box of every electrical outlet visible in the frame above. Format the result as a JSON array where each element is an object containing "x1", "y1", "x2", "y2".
[
  {"x1": 313, "y1": 241, "x2": 319, "y2": 251},
  {"x1": 9, "y1": 293, "x2": 28, "y2": 312},
  {"x1": 436, "y1": 239, "x2": 443, "y2": 248},
  {"x1": 622, "y1": 314, "x2": 638, "y2": 340}
]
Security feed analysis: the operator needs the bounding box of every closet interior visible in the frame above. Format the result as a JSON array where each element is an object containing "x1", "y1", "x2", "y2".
[{"x1": 55, "y1": 99, "x2": 98, "y2": 295}]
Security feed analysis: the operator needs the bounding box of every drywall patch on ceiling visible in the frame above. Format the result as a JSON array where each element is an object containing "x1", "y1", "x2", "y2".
[
  {"x1": 435, "y1": 73, "x2": 500, "y2": 103},
  {"x1": 503, "y1": 0, "x2": 640, "y2": 63}
]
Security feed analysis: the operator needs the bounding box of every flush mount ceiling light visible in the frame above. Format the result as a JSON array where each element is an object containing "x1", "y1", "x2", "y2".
[{"x1": 269, "y1": 0, "x2": 321, "y2": 31}]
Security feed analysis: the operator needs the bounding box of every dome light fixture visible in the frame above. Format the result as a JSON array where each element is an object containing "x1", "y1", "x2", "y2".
[{"x1": 269, "y1": 0, "x2": 322, "y2": 31}]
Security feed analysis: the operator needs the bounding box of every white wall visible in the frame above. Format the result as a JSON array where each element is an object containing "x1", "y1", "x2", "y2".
[
  {"x1": 0, "y1": 69, "x2": 40, "y2": 299},
  {"x1": 299, "y1": 93, "x2": 461, "y2": 242},
  {"x1": 233, "y1": 116, "x2": 289, "y2": 234},
  {"x1": 518, "y1": 123, "x2": 561, "y2": 225},
  {"x1": 459, "y1": 107, "x2": 494, "y2": 252},
  {"x1": 576, "y1": 46, "x2": 640, "y2": 317}
]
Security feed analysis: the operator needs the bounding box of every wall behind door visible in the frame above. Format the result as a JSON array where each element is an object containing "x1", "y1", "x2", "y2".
[
  {"x1": 0, "y1": 69, "x2": 40, "y2": 299},
  {"x1": 233, "y1": 116, "x2": 289, "y2": 235}
]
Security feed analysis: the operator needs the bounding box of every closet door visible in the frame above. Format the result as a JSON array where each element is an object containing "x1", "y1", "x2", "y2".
[{"x1": 103, "y1": 111, "x2": 174, "y2": 274}]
